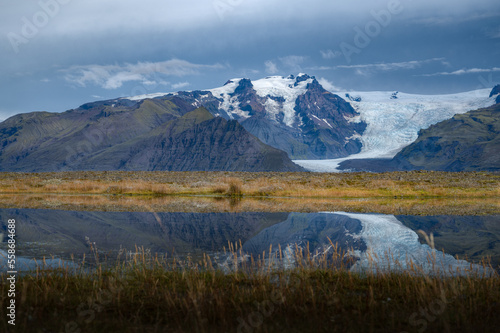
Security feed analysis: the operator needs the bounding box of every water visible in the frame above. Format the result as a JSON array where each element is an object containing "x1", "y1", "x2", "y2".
[{"x1": 0, "y1": 209, "x2": 498, "y2": 275}]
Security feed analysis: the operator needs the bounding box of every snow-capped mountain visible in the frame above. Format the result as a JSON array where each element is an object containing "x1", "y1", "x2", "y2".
[
  {"x1": 126, "y1": 74, "x2": 497, "y2": 170},
  {"x1": 125, "y1": 74, "x2": 367, "y2": 160}
]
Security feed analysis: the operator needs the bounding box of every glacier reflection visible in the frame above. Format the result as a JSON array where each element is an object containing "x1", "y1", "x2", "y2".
[{"x1": 239, "y1": 212, "x2": 495, "y2": 276}]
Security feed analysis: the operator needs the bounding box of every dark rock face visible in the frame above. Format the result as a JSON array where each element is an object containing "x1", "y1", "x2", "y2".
[
  {"x1": 489, "y1": 84, "x2": 500, "y2": 98},
  {"x1": 489, "y1": 85, "x2": 500, "y2": 104},
  {"x1": 229, "y1": 79, "x2": 266, "y2": 118},
  {"x1": 293, "y1": 79, "x2": 366, "y2": 158}
]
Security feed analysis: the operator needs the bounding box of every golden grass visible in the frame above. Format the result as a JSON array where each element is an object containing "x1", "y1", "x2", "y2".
[
  {"x1": 0, "y1": 171, "x2": 498, "y2": 199},
  {"x1": 1, "y1": 245, "x2": 498, "y2": 333},
  {"x1": 0, "y1": 194, "x2": 498, "y2": 215}
]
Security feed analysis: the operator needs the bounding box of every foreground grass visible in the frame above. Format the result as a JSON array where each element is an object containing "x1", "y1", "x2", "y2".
[
  {"x1": 0, "y1": 248, "x2": 498, "y2": 333},
  {"x1": 0, "y1": 171, "x2": 498, "y2": 198}
]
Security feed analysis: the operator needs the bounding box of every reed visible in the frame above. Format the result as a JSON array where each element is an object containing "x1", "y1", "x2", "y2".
[{"x1": 1, "y1": 244, "x2": 498, "y2": 333}]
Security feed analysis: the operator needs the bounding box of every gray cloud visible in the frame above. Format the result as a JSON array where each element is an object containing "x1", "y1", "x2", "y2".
[
  {"x1": 411, "y1": 11, "x2": 500, "y2": 26},
  {"x1": 308, "y1": 58, "x2": 448, "y2": 75},
  {"x1": 337, "y1": 58, "x2": 447, "y2": 72},
  {"x1": 63, "y1": 59, "x2": 224, "y2": 89},
  {"x1": 1, "y1": 0, "x2": 499, "y2": 116},
  {"x1": 317, "y1": 78, "x2": 343, "y2": 92},
  {"x1": 320, "y1": 50, "x2": 342, "y2": 60},
  {"x1": 278, "y1": 55, "x2": 307, "y2": 73},
  {"x1": 171, "y1": 82, "x2": 190, "y2": 90}
]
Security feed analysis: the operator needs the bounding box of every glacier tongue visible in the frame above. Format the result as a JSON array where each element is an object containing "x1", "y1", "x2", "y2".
[{"x1": 295, "y1": 88, "x2": 496, "y2": 172}]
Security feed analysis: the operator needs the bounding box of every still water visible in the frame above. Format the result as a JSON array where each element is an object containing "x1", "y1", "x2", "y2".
[{"x1": 0, "y1": 209, "x2": 498, "y2": 274}]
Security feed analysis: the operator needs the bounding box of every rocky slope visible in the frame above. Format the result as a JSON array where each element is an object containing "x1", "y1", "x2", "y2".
[
  {"x1": 79, "y1": 108, "x2": 303, "y2": 171},
  {"x1": 0, "y1": 98, "x2": 303, "y2": 171},
  {"x1": 490, "y1": 84, "x2": 500, "y2": 102}
]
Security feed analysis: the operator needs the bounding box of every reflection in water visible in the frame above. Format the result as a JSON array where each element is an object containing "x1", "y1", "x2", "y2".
[
  {"x1": 240, "y1": 212, "x2": 496, "y2": 276},
  {"x1": 0, "y1": 209, "x2": 498, "y2": 275},
  {"x1": 0, "y1": 209, "x2": 288, "y2": 261},
  {"x1": 337, "y1": 213, "x2": 492, "y2": 275},
  {"x1": 0, "y1": 249, "x2": 77, "y2": 273}
]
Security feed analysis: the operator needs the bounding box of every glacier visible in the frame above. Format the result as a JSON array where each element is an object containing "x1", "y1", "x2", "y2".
[
  {"x1": 220, "y1": 212, "x2": 492, "y2": 276},
  {"x1": 295, "y1": 88, "x2": 497, "y2": 172}
]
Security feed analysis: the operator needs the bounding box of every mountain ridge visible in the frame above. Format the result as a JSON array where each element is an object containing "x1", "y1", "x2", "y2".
[
  {"x1": 1, "y1": 74, "x2": 498, "y2": 173},
  {"x1": 0, "y1": 103, "x2": 304, "y2": 172}
]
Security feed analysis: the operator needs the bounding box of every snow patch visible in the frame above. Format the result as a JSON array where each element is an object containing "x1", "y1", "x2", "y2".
[
  {"x1": 208, "y1": 79, "x2": 250, "y2": 120},
  {"x1": 124, "y1": 91, "x2": 177, "y2": 101},
  {"x1": 252, "y1": 75, "x2": 313, "y2": 127}
]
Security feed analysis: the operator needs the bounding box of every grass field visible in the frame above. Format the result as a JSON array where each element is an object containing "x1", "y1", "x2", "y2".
[
  {"x1": 0, "y1": 171, "x2": 498, "y2": 215},
  {"x1": 0, "y1": 171, "x2": 498, "y2": 197}
]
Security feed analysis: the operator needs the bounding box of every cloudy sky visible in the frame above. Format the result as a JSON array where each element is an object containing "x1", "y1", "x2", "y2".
[{"x1": 1, "y1": 0, "x2": 499, "y2": 119}]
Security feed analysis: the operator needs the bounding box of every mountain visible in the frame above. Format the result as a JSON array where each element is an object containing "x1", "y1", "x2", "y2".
[
  {"x1": 78, "y1": 107, "x2": 303, "y2": 171},
  {"x1": 127, "y1": 74, "x2": 367, "y2": 159},
  {"x1": 490, "y1": 84, "x2": 500, "y2": 104},
  {"x1": 2, "y1": 74, "x2": 498, "y2": 172},
  {"x1": 0, "y1": 100, "x2": 304, "y2": 172}
]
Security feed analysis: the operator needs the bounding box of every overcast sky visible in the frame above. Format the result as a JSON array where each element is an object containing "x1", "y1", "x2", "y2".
[{"x1": 1, "y1": 0, "x2": 499, "y2": 119}]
